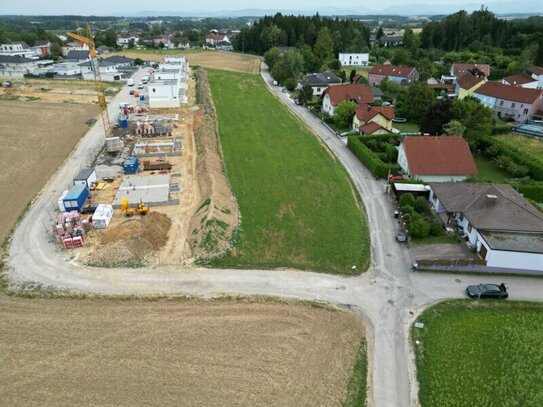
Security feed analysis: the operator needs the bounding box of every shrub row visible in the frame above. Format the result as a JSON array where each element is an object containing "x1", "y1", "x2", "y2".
[
  {"x1": 347, "y1": 136, "x2": 399, "y2": 179},
  {"x1": 511, "y1": 181, "x2": 543, "y2": 203}
]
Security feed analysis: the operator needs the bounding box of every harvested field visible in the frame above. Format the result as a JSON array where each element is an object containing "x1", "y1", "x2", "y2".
[
  {"x1": 0, "y1": 297, "x2": 365, "y2": 406},
  {"x1": 0, "y1": 101, "x2": 99, "y2": 242},
  {"x1": 109, "y1": 50, "x2": 261, "y2": 74}
]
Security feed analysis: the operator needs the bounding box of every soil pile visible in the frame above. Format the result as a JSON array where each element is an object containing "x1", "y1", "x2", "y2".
[{"x1": 86, "y1": 212, "x2": 171, "y2": 267}]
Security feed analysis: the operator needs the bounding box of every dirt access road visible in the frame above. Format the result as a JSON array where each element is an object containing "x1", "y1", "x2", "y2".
[
  {"x1": 0, "y1": 101, "x2": 98, "y2": 241},
  {"x1": 0, "y1": 297, "x2": 363, "y2": 406}
]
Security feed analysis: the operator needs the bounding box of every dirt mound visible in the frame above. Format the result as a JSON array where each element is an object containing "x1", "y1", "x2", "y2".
[
  {"x1": 86, "y1": 212, "x2": 171, "y2": 267},
  {"x1": 189, "y1": 68, "x2": 239, "y2": 260}
]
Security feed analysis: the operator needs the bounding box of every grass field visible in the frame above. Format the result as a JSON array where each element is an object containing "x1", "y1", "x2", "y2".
[
  {"x1": 413, "y1": 300, "x2": 543, "y2": 407},
  {"x1": 109, "y1": 50, "x2": 261, "y2": 74},
  {"x1": 498, "y1": 133, "x2": 543, "y2": 156},
  {"x1": 393, "y1": 121, "x2": 420, "y2": 133},
  {"x1": 0, "y1": 297, "x2": 365, "y2": 406},
  {"x1": 207, "y1": 70, "x2": 370, "y2": 273},
  {"x1": 473, "y1": 156, "x2": 509, "y2": 183}
]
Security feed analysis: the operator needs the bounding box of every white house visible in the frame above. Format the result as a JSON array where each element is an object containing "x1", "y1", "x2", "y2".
[
  {"x1": 397, "y1": 136, "x2": 478, "y2": 182},
  {"x1": 0, "y1": 55, "x2": 43, "y2": 77},
  {"x1": 53, "y1": 61, "x2": 84, "y2": 78},
  {"x1": 428, "y1": 182, "x2": 543, "y2": 271},
  {"x1": 0, "y1": 41, "x2": 36, "y2": 58},
  {"x1": 148, "y1": 55, "x2": 189, "y2": 108},
  {"x1": 80, "y1": 60, "x2": 122, "y2": 82},
  {"x1": 525, "y1": 65, "x2": 543, "y2": 89},
  {"x1": 116, "y1": 33, "x2": 140, "y2": 47},
  {"x1": 338, "y1": 53, "x2": 369, "y2": 67}
]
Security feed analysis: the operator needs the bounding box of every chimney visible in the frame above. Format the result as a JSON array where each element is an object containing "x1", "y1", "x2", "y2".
[{"x1": 486, "y1": 194, "x2": 498, "y2": 204}]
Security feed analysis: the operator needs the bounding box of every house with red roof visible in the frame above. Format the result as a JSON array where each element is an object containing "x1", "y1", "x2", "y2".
[
  {"x1": 397, "y1": 136, "x2": 478, "y2": 182},
  {"x1": 501, "y1": 73, "x2": 539, "y2": 89},
  {"x1": 205, "y1": 33, "x2": 230, "y2": 46},
  {"x1": 321, "y1": 84, "x2": 374, "y2": 116},
  {"x1": 473, "y1": 82, "x2": 543, "y2": 122},
  {"x1": 368, "y1": 64, "x2": 419, "y2": 86},
  {"x1": 352, "y1": 105, "x2": 395, "y2": 134},
  {"x1": 450, "y1": 63, "x2": 490, "y2": 79},
  {"x1": 526, "y1": 65, "x2": 543, "y2": 89},
  {"x1": 456, "y1": 72, "x2": 486, "y2": 99}
]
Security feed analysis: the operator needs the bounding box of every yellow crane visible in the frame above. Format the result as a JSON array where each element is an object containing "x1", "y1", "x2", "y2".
[{"x1": 66, "y1": 26, "x2": 112, "y2": 138}]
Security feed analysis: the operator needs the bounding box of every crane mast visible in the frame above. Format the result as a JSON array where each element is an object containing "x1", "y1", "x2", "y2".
[{"x1": 66, "y1": 27, "x2": 112, "y2": 139}]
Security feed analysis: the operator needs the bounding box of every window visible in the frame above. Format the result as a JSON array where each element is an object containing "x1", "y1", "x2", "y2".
[
  {"x1": 458, "y1": 213, "x2": 464, "y2": 222},
  {"x1": 467, "y1": 224, "x2": 472, "y2": 233},
  {"x1": 152, "y1": 88, "x2": 156, "y2": 93},
  {"x1": 499, "y1": 100, "x2": 504, "y2": 106},
  {"x1": 511, "y1": 102, "x2": 515, "y2": 108},
  {"x1": 524, "y1": 108, "x2": 529, "y2": 114}
]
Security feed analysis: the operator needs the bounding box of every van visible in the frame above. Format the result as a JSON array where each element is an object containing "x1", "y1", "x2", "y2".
[
  {"x1": 127, "y1": 79, "x2": 135, "y2": 86},
  {"x1": 141, "y1": 76, "x2": 150, "y2": 84}
]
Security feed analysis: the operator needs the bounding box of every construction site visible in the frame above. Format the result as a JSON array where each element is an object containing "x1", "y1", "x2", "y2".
[{"x1": 45, "y1": 31, "x2": 238, "y2": 268}]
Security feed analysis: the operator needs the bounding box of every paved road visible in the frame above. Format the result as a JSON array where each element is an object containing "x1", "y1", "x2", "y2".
[{"x1": 6, "y1": 63, "x2": 543, "y2": 407}]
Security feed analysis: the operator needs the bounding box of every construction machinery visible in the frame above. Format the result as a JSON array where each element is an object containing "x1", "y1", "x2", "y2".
[
  {"x1": 120, "y1": 197, "x2": 149, "y2": 217},
  {"x1": 66, "y1": 26, "x2": 112, "y2": 139}
]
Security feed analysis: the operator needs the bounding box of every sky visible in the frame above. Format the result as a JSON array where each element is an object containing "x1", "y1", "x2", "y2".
[{"x1": 0, "y1": 0, "x2": 511, "y2": 16}]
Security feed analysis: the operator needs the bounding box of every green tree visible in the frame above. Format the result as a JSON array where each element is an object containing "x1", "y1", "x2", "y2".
[
  {"x1": 376, "y1": 27, "x2": 384, "y2": 42},
  {"x1": 284, "y1": 77, "x2": 297, "y2": 92},
  {"x1": 403, "y1": 28, "x2": 416, "y2": 49},
  {"x1": 263, "y1": 47, "x2": 281, "y2": 70},
  {"x1": 127, "y1": 39, "x2": 135, "y2": 49},
  {"x1": 299, "y1": 44, "x2": 319, "y2": 73},
  {"x1": 260, "y1": 24, "x2": 285, "y2": 50},
  {"x1": 282, "y1": 49, "x2": 305, "y2": 78},
  {"x1": 48, "y1": 42, "x2": 62, "y2": 60},
  {"x1": 271, "y1": 61, "x2": 290, "y2": 84},
  {"x1": 443, "y1": 119, "x2": 467, "y2": 136},
  {"x1": 314, "y1": 27, "x2": 334, "y2": 63},
  {"x1": 134, "y1": 58, "x2": 144, "y2": 66},
  {"x1": 408, "y1": 216, "x2": 431, "y2": 238},
  {"x1": 349, "y1": 69, "x2": 357, "y2": 83},
  {"x1": 451, "y1": 97, "x2": 494, "y2": 146},
  {"x1": 104, "y1": 28, "x2": 117, "y2": 48},
  {"x1": 397, "y1": 82, "x2": 436, "y2": 123},
  {"x1": 535, "y1": 37, "x2": 543, "y2": 66},
  {"x1": 298, "y1": 85, "x2": 314, "y2": 105},
  {"x1": 420, "y1": 99, "x2": 453, "y2": 135},
  {"x1": 333, "y1": 100, "x2": 358, "y2": 129}
]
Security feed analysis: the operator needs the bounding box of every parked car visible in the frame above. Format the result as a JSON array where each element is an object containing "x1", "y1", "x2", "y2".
[
  {"x1": 129, "y1": 90, "x2": 135, "y2": 95},
  {"x1": 137, "y1": 83, "x2": 144, "y2": 89},
  {"x1": 127, "y1": 79, "x2": 135, "y2": 86},
  {"x1": 2, "y1": 80, "x2": 13, "y2": 87},
  {"x1": 466, "y1": 283, "x2": 508, "y2": 299},
  {"x1": 395, "y1": 232, "x2": 407, "y2": 243}
]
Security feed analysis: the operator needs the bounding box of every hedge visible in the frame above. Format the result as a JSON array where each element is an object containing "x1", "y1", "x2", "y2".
[
  {"x1": 347, "y1": 136, "x2": 399, "y2": 179},
  {"x1": 511, "y1": 181, "x2": 543, "y2": 203}
]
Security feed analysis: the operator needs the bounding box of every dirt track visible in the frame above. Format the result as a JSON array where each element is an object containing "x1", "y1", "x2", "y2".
[
  {"x1": 0, "y1": 297, "x2": 364, "y2": 406},
  {"x1": 0, "y1": 101, "x2": 98, "y2": 241}
]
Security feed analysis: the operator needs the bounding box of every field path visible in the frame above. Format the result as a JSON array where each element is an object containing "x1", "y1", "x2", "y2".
[{"x1": 7, "y1": 63, "x2": 543, "y2": 407}]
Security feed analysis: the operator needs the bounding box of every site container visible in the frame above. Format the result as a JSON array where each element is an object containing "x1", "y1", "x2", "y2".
[
  {"x1": 73, "y1": 168, "x2": 97, "y2": 190},
  {"x1": 62, "y1": 184, "x2": 89, "y2": 212},
  {"x1": 58, "y1": 189, "x2": 69, "y2": 212},
  {"x1": 123, "y1": 156, "x2": 139, "y2": 174}
]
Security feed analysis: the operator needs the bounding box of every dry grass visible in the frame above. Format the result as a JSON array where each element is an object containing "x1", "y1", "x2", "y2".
[
  {"x1": 0, "y1": 297, "x2": 364, "y2": 406},
  {"x1": 0, "y1": 101, "x2": 99, "y2": 241},
  {"x1": 110, "y1": 50, "x2": 261, "y2": 74}
]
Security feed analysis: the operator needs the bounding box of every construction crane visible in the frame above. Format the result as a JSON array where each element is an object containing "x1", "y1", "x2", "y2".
[{"x1": 66, "y1": 26, "x2": 112, "y2": 139}]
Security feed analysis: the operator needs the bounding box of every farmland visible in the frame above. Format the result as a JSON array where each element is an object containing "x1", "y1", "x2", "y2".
[
  {"x1": 207, "y1": 70, "x2": 370, "y2": 273},
  {"x1": 0, "y1": 101, "x2": 99, "y2": 242},
  {"x1": 109, "y1": 50, "x2": 261, "y2": 74},
  {"x1": 413, "y1": 300, "x2": 543, "y2": 407},
  {"x1": 0, "y1": 297, "x2": 365, "y2": 406}
]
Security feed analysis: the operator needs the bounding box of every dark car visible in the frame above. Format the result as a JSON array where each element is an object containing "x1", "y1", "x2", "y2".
[{"x1": 466, "y1": 283, "x2": 508, "y2": 299}]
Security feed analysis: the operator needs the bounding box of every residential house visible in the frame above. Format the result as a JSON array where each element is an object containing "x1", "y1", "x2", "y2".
[
  {"x1": 102, "y1": 55, "x2": 134, "y2": 68},
  {"x1": 80, "y1": 60, "x2": 122, "y2": 82},
  {"x1": 0, "y1": 55, "x2": 43, "y2": 77},
  {"x1": 338, "y1": 53, "x2": 369, "y2": 67},
  {"x1": 370, "y1": 34, "x2": 404, "y2": 47},
  {"x1": 0, "y1": 41, "x2": 36, "y2": 58},
  {"x1": 116, "y1": 33, "x2": 140, "y2": 47},
  {"x1": 205, "y1": 33, "x2": 230, "y2": 46},
  {"x1": 148, "y1": 55, "x2": 189, "y2": 108},
  {"x1": 456, "y1": 72, "x2": 486, "y2": 99},
  {"x1": 215, "y1": 41, "x2": 233, "y2": 51},
  {"x1": 353, "y1": 105, "x2": 395, "y2": 134},
  {"x1": 52, "y1": 61, "x2": 84, "y2": 78},
  {"x1": 428, "y1": 83, "x2": 456, "y2": 98},
  {"x1": 397, "y1": 136, "x2": 478, "y2": 182},
  {"x1": 450, "y1": 63, "x2": 490, "y2": 80},
  {"x1": 321, "y1": 84, "x2": 374, "y2": 116},
  {"x1": 62, "y1": 41, "x2": 89, "y2": 57},
  {"x1": 32, "y1": 40, "x2": 51, "y2": 58},
  {"x1": 96, "y1": 45, "x2": 115, "y2": 55},
  {"x1": 64, "y1": 50, "x2": 90, "y2": 62},
  {"x1": 501, "y1": 73, "x2": 539, "y2": 89},
  {"x1": 368, "y1": 65, "x2": 419, "y2": 86},
  {"x1": 428, "y1": 182, "x2": 543, "y2": 271},
  {"x1": 526, "y1": 65, "x2": 543, "y2": 89},
  {"x1": 472, "y1": 82, "x2": 543, "y2": 122},
  {"x1": 299, "y1": 71, "x2": 341, "y2": 96}
]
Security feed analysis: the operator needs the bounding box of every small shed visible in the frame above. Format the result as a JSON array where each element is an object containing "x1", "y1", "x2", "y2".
[
  {"x1": 92, "y1": 204, "x2": 113, "y2": 229},
  {"x1": 58, "y1": 189, "x2": 69, "y2": 212},
  {"x1": 123, "y1": 156, "x2": 139, "y2": 174},
  {"x1": 392, "y1": 183, "x2": 431, "y2": 199},
  {"x1": 62, "y1": 184, "x2": 89, "y2": 212},
  {"x1": 73, "y1": 168, "x2": 97, "y2": 190}
]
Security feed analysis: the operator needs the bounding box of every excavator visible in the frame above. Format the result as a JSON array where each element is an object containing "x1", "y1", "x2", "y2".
[
  {"x1": 66, "y1": 26, "x2": 112, "y2": 139},
  {"x1": 120, "y1": 197, "x2": 149, "y2": 217}
]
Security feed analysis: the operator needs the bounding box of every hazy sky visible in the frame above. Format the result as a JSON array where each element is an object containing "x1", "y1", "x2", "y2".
[{"x1": 0, "y1": 0, "x2": 505, "y2": 16}]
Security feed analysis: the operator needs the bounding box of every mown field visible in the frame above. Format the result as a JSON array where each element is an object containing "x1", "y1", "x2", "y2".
[
  {"x1": 207, "y1": 70, "x2": 369, "y2": 273},
  {"x1": 0, "y1": 297, "x2": 365, "y2": 406},
  {"x1": 413, "y1": 300, "x2": 543, "y2": 407}
]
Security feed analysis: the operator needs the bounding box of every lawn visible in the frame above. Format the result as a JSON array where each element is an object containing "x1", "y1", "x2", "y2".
[
  {"x1": 413, "y1": 300, "x2": 543, "y2": 407},
  {"x1": 473, "y1": 156, "x2": 509, "y2": 183},
  {"x1": 393, "y1": 121, "x2": 420, "y2": 133},
  {"x1": 207, "y1": 70, "x2": 370, "y2": 273},
  {"x1": 498, "y1": 133, "x2": 543, "y2": 156}
]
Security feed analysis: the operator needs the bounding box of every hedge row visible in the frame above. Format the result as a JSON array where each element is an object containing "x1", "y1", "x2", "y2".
[
  {"x1": 479, "y1": 136, "x2": 543, "y2": 181},
  {"x1": 511, "y1": 181, "x2": 543, "y2": 203},
  {"x1": 347, "y1": 136, "x2": 399, "y2": 179}
]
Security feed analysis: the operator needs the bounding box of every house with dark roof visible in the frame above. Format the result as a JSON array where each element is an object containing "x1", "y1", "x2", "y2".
[
  {"x1": 79, "y1": 59, "x2": 122, "y2": 81},
  {"x1": 368, "y1": 64, "x2": 419, "y2": 86},
  {"x1": 299, "y1": 71, "x2": 341, "y2": 96},
  {"x1": 472, "y1": 82, "x2": 543, "y2": 122},
  {"x1": 353, "y1": 105, "x2": 395, "y2": 134},
  {"x1": 456, "y1": 72, "x2": 486, "y2": 99},
  {"x1": 65, "y1": 50, "x2": 90, "y2": 62},
  {"x1": 102, "y1": 55, "x2": 135, "y2": 68},
  {"x1": 321, "y1": 84, "x2": 374, "y2": 116},
  {"x1": 0, "y1": 54, "x2": 43, "y2": 77},
  {"x1": 428, "y1": 182, "x2": 543, "y2": 271},
  {"x1": 397, "y1": 136, "x2": 478, "y2": 182}
]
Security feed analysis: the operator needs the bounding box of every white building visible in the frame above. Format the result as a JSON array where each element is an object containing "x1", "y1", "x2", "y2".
[
  {"x1": 338, "y1": 53, "x2": 369, "y2": 67},
  {"x1": 148, "y1": 55, "x2": 189, "y2": 108},
  {"x1": 428, "y1": 182, "x2": 543, "y2": 271},
  {"x1": 80, "y1": 60, "x2": 122, "y2": 82},
  {"x1": 62, "y1": 42, "x2": 89, "y2": 57},
  {"x1": 116, "y1": 33, "x2": 140, "y2": 47},
  {"x1": 0, "y1": 55, "x2": 43, "y2": 77}
]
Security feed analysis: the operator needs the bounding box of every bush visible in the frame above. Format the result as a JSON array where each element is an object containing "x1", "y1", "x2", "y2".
[
  {"x1": 347, "y1": 136, "x2": 399, "y2": 179},
  {"x1": 408, "y1": 216, "x2": 431, "y2": 238},
  {"x1": 284, "y1": 77, "x2": 297, "y2": 92},
  {"x1": 429, "y1": 221, "x2": 443, "y2": 236},
  {"x1": 414, "y1": 196, "x2": 431, "y2": 215},
  {"x1": 399, "y1": 193, "x2": 416, "y2": 208},
  {"x1": 512, "y1": 181, "x2": 543, "y2": 202}
]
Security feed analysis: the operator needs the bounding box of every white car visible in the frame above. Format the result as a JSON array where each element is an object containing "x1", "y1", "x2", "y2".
[
  {"x1": 137, "y1": 83, "x2": 144, "y2": 89},
  {"x1": 127, "y1": 79, "x2": 135, "y2": 86}
]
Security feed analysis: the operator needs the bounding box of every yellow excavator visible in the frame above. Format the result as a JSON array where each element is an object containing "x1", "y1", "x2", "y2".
[
  {"x1": 66, "y1": 26, "x2": 112, "y2": 139},
  {"x1": 120, "y1": 198, "x2": 149, "y2": 217}
]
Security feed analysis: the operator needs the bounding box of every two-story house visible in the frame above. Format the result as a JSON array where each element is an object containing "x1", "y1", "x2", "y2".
[
  {"x1": 338, "y1": 53, "x2": 369, "y2": 67},
  {"x1": 368, "y1": 65, "x2": 419, "y2": 86},
  {"x1": 456, "y1": 72, "x2": 486, "y2": 99},
  {"x1": 472, "y1": 82, "x2": 543, "y2": 122},
  {"x1": 352, "y1": 105, "x2": 395, "y2": 134},
  {"x1": 321, "y1": 84, "x2": 374, "y2": 116},
  {"x1": 428, "y1": 182, "x2": 543, "y2": 271}
]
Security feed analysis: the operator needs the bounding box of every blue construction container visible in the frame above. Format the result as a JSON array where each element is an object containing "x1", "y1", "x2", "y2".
[
  {"x1": 62, "y1": 184, "x2": 89, "y2": 212},
  {"x1": 118, "y1": 116, "x2": 128, "y2": 128},
  {"x1": 139, "y1": 94, "x2": 145, "y2": 101},
  {"x1": 123, "y1": 156, "x2": 139, "y2": 174}
]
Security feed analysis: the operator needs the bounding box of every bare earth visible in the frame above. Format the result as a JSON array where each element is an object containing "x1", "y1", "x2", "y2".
[
  {"x1": 0, "y1": 101, "x2": 99, "y2": 241},
  {"x1": 0, "y1": 297, "x2": 364, "y2": 406}
]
